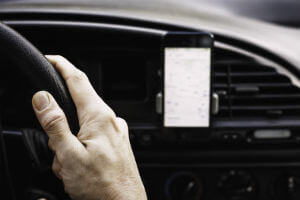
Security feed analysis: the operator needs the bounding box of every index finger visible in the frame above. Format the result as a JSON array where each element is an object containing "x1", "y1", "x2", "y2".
[{"x1": 45, "y1": 55, "x2": 113, "y2": 125}]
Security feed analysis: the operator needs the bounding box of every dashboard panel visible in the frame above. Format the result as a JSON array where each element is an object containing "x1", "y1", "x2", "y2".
[{"x1": 1, "y1": 11, "x2": 300, "y2": 200}]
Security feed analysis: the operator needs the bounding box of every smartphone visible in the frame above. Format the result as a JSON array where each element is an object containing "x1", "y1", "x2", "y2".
[{"x1": 162, "y1": 32, "x2": 213, "y2": 133}]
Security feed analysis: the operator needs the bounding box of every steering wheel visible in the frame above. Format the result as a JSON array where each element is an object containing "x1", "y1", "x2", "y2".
[
  {"x1": 0, "y1": 22, "x2": 78, "y2": 133},
  {"x1": 0, "y1": 22, "x2": 78, "y2": 199}
]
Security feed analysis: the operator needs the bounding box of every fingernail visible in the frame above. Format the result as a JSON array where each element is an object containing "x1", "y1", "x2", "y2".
[{"x1": 33, "y1": 91, "x2": 50, "y2": 111}]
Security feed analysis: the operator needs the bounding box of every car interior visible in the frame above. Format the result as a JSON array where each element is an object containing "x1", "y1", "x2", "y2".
[{"x1": 0, "y1": 0, "x2": 300, "y2": 200}]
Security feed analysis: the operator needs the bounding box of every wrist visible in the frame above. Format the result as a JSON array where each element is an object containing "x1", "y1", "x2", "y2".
[{"x1": 100, "y1": 179, "x2": 147, "y2": 200}]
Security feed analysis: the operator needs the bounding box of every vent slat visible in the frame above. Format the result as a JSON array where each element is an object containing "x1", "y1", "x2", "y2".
[
  {"x1": 214, "y1": 83, "x2": 294, "y2": 88},
  {"x1": 215, "y1": 72, "x2": 278, "y2": 77},
  {"x1": 229, "y1": 94, "x2": 300, "y2": 99},
  {"x1": 233, "y1": 83, "x2": 292, "y2": 87},
  {"x1": 213, "y1": 61, "x2": 300, "y2": 119},
  {"x1": 220, "y1": 105, "x2": 300, "y2": 111}
]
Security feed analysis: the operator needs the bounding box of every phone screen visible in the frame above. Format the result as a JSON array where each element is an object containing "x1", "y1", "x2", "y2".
[{"x1": 164, "y1": 47, "x2": 211, "y2": 127}]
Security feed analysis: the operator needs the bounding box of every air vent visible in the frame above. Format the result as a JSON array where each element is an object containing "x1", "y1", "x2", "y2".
[{"x1": 213, "y1": 60, "x2": 300, "y2": 120}]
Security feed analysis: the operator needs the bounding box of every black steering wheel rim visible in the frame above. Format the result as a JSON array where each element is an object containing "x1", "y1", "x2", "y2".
[{"x1": 0, "y1": 22, "x2": 78, "y2": 134}]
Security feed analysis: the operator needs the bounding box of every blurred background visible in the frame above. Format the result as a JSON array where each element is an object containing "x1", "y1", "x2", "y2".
[{"x1": 0, "y1": 0, "x2": 300, "y2": 27}]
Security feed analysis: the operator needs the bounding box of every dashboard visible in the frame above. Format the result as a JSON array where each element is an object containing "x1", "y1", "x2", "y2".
[{"x1": 1, "y1": 2, "x2": 300, "y2": 200}]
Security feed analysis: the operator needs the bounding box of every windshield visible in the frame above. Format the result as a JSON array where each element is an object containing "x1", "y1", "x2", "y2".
[{"x1": 0, "y1": 0, "x2": 299, "y2": 27}]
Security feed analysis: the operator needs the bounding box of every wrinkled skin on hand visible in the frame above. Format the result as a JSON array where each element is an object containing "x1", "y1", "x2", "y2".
[{"x1": 32, "y1": 55, "x2": 147, "y2": 200}]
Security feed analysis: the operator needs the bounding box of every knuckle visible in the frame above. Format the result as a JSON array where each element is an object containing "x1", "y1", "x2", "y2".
[
  {"x1": 55, "y1": 55, "x2": 64, "y2": 59},
  {"x1": 117, "y1": 117, "x2": 128, "y2": 130},
  {"x1": 43, "y1": 112, "x2": 66, "y2": 133},
  {"x1": 102, "y1": 110, "x2": 116, "y2": 122},
  {"x1": 54, "y1": 55, "x2": 67, "y2": 64},
  {"x1": 67, "y1": 70, "x2": 88, "y2": 83},
  {"x1": 57, "y1": 55, "x2": 67, "y2": 61}
]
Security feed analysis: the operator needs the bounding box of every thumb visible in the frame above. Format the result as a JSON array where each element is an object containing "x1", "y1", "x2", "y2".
[{"x1": 32, "y1": 91, "x2": 77, "y2": 150}]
